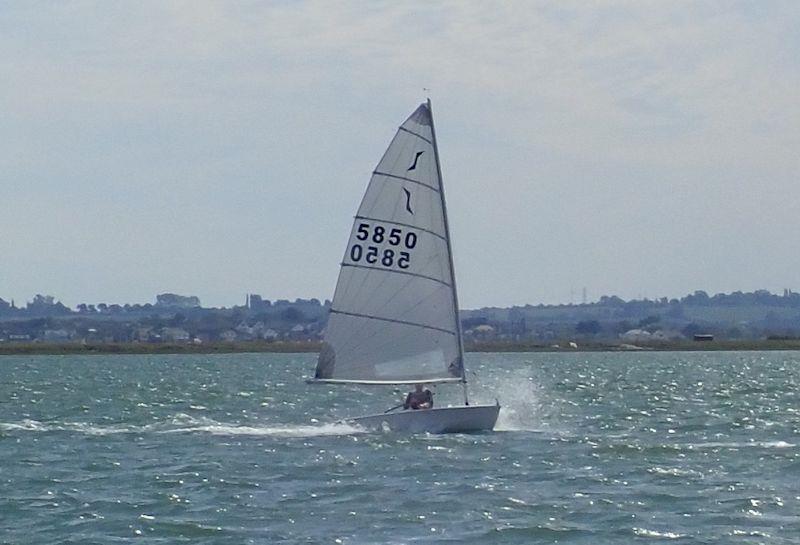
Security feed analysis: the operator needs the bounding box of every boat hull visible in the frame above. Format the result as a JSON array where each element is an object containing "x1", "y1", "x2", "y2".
[{"x1": 349, "y1": 403, "x2": 500, "y2": 434}]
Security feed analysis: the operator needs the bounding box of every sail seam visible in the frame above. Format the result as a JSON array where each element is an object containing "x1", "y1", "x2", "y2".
[
  {"x1": 373, "y1": 171, "x2": 440, "y2": 192},
  {"x1": 329, "y1": 309, "x2": 457, "y2": 335},
  {"x1": 398, "y1": 126, "x2": 433, "y2": 144},
  {"x1": 353, "y1": 215, "x2": 446, "y2": 241},
  {"x1": 340, "y1": 263, "x2": 451, "y2": 287}
]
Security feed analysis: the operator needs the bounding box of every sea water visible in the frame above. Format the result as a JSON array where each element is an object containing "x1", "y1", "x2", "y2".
[{"x1": 0, "y1": 352, "x2": 798, "y2": 544}]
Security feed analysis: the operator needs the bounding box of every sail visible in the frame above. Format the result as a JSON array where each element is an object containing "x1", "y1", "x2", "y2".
[{"x1": 314, "y1": 103, "x2": 464, "y2": 384}]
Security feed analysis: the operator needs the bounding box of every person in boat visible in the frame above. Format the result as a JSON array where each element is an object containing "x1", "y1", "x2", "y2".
[{"x1": 403, "y1": 383, "x2": 433, "y2": 410}]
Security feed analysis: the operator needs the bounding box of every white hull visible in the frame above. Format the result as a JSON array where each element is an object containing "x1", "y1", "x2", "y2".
[{"x1": 349, "y1": 403, "x2": 500, "y2": 434}]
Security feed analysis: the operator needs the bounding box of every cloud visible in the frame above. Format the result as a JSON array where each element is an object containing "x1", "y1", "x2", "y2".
[{"x1": 1, "y1": 1, "x2": 798, "y2": 306}]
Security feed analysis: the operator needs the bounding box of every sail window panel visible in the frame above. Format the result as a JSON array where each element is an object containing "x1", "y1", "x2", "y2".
[
  {"x1": 323, "y1": 312, "x2": 460, "y2": 382},
  {"x1": 331, "y1": 267, "x2": 456, "y2": 333}
]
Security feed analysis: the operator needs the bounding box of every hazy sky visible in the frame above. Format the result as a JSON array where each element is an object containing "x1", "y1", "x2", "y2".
[{"x1": 2, "y1": 1, "x2": 799, "y2": 309}]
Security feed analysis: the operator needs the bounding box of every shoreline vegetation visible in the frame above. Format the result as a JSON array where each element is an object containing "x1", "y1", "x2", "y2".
[
  {"x1": 5, "y1": 290, "x2": 800, "y2": 351},
  {"x1": 2, "y1": 339, "x2": 800, "y2": 356}
]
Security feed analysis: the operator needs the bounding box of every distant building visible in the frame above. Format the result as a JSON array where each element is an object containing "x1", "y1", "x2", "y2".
[
  {"x1": 161, "y1": 327, "x2": 191, "y2": 342},
  {"x1": 42, "y1": 329, "x2": 72, "y2": 341},
  {"x1": 247, "y1": 294, "x2": 272, "y2": 311},
  {"x1": 134, "y1": 327, "x2": 154, "y2": 342},
  {"x1": 235, "y1": 322, "x2": 257, "y2": 340},
  {"x1": 155, "y1": 293, "x2": 200, "y2": 308},
  {"x1": 467, "y1": 324, "x2": 496, "y2": 340}
]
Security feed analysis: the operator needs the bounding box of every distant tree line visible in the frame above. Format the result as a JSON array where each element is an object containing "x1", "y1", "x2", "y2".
[{"x1": 2, "y1": 289, "x2": 800, "y2": 344}]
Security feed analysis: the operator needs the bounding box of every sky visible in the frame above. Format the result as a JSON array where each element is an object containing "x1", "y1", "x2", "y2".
[{"x1": 2, "y1": 1, "x2": 799, "y2": 309}]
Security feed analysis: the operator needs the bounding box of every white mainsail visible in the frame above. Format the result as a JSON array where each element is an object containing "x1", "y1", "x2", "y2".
[{"x1": 314, "y1": 102, "x2": 465, "y2": 384}]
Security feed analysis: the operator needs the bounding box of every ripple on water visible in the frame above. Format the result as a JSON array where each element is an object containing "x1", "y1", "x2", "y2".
[{"x1": 0, "y1": 351, "x2": 798, "y2": 544}]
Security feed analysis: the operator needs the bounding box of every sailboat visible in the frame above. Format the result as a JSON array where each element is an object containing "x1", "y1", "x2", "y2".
[{"x1": 310, "y1": 100, "x2": 500, "y2": 433}]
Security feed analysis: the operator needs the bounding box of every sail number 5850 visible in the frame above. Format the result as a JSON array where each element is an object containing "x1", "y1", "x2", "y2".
[
  {"x1": 350, "y1": 222, "x2": 417, "y2": 270},
  {"x1": 355, "y1": 223, "x2": 417, "y2": 248}
]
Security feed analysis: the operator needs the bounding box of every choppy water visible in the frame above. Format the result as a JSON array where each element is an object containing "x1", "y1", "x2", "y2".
[{"x1": 0, "y1": 352, "x2": 798, "y2": 544}]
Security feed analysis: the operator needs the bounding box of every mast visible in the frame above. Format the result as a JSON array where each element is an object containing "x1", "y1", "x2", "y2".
[{"x1": 427, "y1": 98, "x2": 470, "y2": 406}]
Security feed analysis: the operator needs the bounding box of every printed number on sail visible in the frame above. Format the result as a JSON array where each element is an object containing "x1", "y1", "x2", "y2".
[{"x1": 350, "y1": 222, "x2": 417, "y2": 269}]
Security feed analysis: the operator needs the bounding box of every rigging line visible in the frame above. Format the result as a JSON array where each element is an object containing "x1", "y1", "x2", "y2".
[
  {"x1": 398, "y1": 125, "x2": 433, "y2": 144},
  {"x1": 340, "y1": 264, "x2": 451, "y2": 287},
  {"x1": 354, "y1": 216, "x2": 446, "y2": 241},
  {"x1": 329, "y1": 309, "x2": 457, "y2": 336},
  {"x1": 373, "y1": 171, "x2": 439, "y2": 193}
]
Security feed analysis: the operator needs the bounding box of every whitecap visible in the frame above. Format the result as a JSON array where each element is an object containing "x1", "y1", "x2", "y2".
[
  {"x1": 686, "y1": 441, "x2": 795, "y2": 449},
  {"x1": 633, "y1": 527, "x2": 686, "y2": 539},
  {"x1": 648, "y1": 466, "x2": 704, "y2": 478},
  {"x1": 0, "y1": 419, "x2": 48, "y2": 431}
]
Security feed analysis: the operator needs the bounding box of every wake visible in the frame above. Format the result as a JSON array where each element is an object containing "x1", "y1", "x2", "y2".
[
  {"x1": 0, "y1": 414, "x2": 364, "y2": 438},
  {"x1": 164, "y1": 415, "x2": 364, "y2": 438}
]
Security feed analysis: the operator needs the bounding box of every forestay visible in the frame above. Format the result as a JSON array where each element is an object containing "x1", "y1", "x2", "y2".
[{"x1": 314, "y1": 103, "x2": 464, "y2": 384}]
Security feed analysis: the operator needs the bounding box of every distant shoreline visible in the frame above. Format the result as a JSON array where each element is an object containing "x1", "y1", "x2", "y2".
[{"x1": 2, "y1": 339, "x2": 800, "y2": 355}]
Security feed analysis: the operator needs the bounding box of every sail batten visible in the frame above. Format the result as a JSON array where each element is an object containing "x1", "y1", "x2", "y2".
[
  {"x1": 329, "y1": 309, "x2": 457, "y2": 335},
  {"x1": 339, "y1": 263, "x2": 452, "y2": 287},
  {"x1": 398, "y1": 126, "x2": 433, "y2": 144},
  {"x1": 315, "y1": 103, "x2": 464, "y2": 384},
  {"x1": 372, "y1": 171, "x2": 440, "y2": 192},
  {"x1": 353, "y1": 216, "x2": 447, "y2": 240}
]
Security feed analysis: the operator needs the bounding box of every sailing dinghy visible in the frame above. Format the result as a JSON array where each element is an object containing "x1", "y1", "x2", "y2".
[{"x1": 311, "y1": 101, "x2": 500, "y2": 433}]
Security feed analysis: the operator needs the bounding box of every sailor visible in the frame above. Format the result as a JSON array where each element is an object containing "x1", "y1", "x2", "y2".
[{"x1": 403, "y1": 383, "x2": 433, "y2": 410}]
